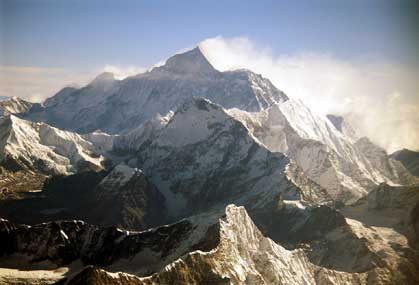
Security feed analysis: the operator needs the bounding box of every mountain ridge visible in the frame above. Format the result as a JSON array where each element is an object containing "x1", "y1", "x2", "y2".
[
  {"x1": 1, "y1": 46, "x2": 418, "y2": 284},
  {"x1": 23, "y1": 47, "x2": 288, "y2": 134}
]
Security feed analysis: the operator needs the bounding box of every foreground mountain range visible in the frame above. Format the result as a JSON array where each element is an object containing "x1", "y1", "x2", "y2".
[{"x1": 0, "y1": 47, "x2": 418, "y2": 284}]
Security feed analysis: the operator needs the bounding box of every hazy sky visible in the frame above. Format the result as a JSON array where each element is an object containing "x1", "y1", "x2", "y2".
[
  {"x1": 2, "y1": 0, "x2": 418, "y2": 68},
  {"x1": 0, "y1": 0, "x2": 418, "y2": 151}
]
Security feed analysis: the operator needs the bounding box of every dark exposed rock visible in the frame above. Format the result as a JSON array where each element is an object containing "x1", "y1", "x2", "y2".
[
  {"x1": 0, "y1": 214, "x2": 218, "y2": 271},
  {"x1": 326, "y1": 115, "x2": 344, "y2": 132},
  {"x1": 0, "y1": 166, "x2": 168, "y2": 231},
  {"x1": 252, "y1": 200, "x2": 382, "y2": 273},
  {"x1": 391, "y1": 149, "x2": 419, "y2": 177},
  {"x1": 366, "y1": 183, "x2": 419, "y2": 250},
  {"x1": 85, "y1": 167, "x2": 168, "y2": 230},
  {"x1": 68, "y1": 266, "x2": 143, "y2": 285},
  {"x1": 0, "y1": 164, "x2": 46, "y2": 200}
]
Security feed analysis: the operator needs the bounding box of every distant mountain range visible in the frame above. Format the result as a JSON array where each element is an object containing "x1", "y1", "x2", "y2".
[{"x1": 0, "y1": 47, "x2": 418, "y2": 284}]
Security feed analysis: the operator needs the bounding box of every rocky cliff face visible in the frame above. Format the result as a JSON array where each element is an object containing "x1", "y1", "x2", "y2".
[{"x1": 1, "y1": 205, "x2": 417, "y2": 285}]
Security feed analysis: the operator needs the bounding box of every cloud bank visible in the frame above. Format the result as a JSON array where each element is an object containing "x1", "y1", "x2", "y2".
[
  {"x1": 0, "y1": 65, "x2": 146, "y2": 102},
  {"x1": 200, "y1": 36, "x2": 419, "y2": 153},
  {"x1": 0, "y1": 66, "x2": 92, "y2": 102}
]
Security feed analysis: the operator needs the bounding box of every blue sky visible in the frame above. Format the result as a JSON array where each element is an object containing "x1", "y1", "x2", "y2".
[{"x1": 1, "y1": 0, "x2": 418, "y2": 69}]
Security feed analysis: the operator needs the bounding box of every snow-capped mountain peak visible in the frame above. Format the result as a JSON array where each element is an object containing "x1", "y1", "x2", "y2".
[
  {"x1": 151, "y1": 46, "x2": 218, "y2": 77},
  {"x1": 24, "y1": 48, "x2": 288, "y2": 134},
  {"x1": 0, "y1": 115, "x2": 105, "y2": 175},
  {"x1": 0, "y1": 96, "x2": 33, "y2": 117},
  {"x1": 2, "y1": 43, "x2": 419, "y2": 285},
  {"x1": 89, "y1": 72, "x2": 116, "y2": 85},
  {"x1": 155, "y1": 97, "x2": 232, "y2": 147}
]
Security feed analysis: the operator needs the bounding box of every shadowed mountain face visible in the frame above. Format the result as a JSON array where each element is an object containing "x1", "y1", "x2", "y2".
[
  {"x1": 116, "y1": 98, "x2": 302, "y2": 218},
  {"x1": 0, "y1": 167, "x2": 168, "y2": 231},
  {"x1": 2, "y1": 205, "x2": 418, "y2": 284},
  {"x1": 0, "y1": 47, "x2": 418, "y2": 284},
  {"x1": 391, "y1": 149, "x2": 419, "y2": 177},
  {"x1": 0, "y1": 99, "x2": 306, "y2": 231}
]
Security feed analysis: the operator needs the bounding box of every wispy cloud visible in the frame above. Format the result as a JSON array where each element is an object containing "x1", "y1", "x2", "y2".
[
  {"x1": 200, "y1": 36, "x2": 419, "y2": 152},
  {"x1": 103, "y1": 65, "x2": 146, "y2": 80},
  {"x1": 0, "y1": 66, "x2": 93, "y2": 102},
  {"x1": 0, "y1": 65, "x2": 146, "y2": 102}
]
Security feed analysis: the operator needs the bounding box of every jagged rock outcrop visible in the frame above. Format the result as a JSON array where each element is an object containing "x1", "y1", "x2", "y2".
[
  {"x1": 2, "y1": 205, "x2": 417, "y2": 284},
  {"x1": 0, "y1": 209, "x2": 219, "y2": 272}
]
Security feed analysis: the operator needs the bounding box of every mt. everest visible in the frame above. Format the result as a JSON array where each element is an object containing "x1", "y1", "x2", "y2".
[{"x1": 0, "y1": 46, "x2": 418, "y2": 284}]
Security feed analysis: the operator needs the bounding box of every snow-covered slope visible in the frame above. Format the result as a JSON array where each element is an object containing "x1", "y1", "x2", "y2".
[
  {"x1": 114, "y1": 112, "x2": 174, "y2": 153},
  {"x1": 0, "y1": 115, "x2": 106, "y2": 175},
  {"x1": 18, "y1": 45, "x2": 415, "y2": 205},
  {"x1": 228, "y1": 99, "x2": 418, "y2": 203},
  {"x1": 0, "y1": 97, "x2": 33, "y2": 117},
  {"x1": 25, "y1": 47, "x2": 287, "y2": 134},
  {"x1": 14, "y1": 46, "x2": 416, "y2": 205},
  {"x1": 113, "y1": 98, "x2": 333, "y2": 222}
]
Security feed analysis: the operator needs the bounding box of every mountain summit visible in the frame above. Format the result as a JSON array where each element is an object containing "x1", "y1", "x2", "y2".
[
  {"x1": 23, "y1": 48, "x2": 288, "y2": 133},
  {"x1": 1, "y1": 45, "x2": 419, "y2": 284},
  {"x1": 152, "y1": 47, "x2": 218, "y2": 77},
  {"x1": 89, "y1": 72, "x2": 116, "y2": 85}
]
